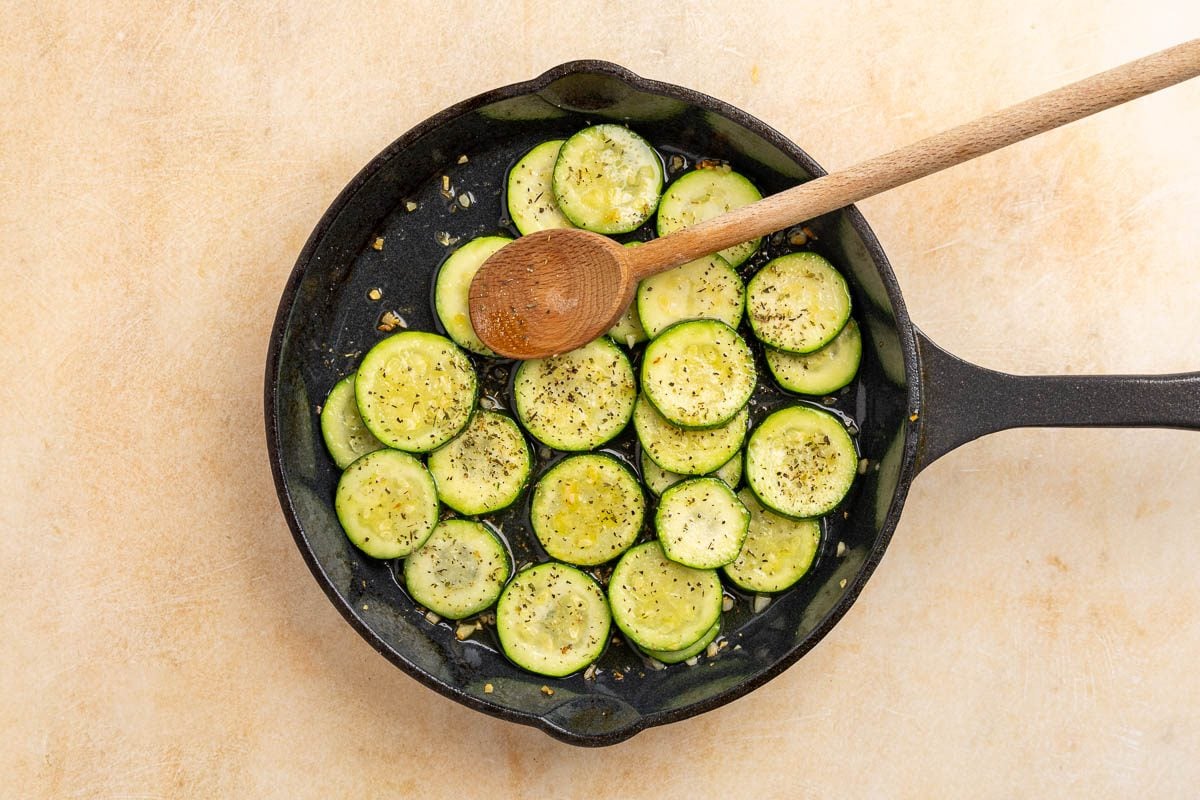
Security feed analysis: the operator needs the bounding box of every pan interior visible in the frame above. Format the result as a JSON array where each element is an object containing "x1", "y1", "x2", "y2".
[{"x1": 269, "y1": 64, "x2": 914, "y2": 744}]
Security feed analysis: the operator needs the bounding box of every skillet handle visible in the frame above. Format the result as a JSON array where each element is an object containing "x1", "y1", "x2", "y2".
[{"x1": 912, "y1": 328, "x2": 1200, "y2": 472}]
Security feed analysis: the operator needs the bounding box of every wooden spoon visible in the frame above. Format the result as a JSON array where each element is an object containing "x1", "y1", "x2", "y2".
[{"x1": 470, "y1": 40, "x2": 1200, "y2": 360}]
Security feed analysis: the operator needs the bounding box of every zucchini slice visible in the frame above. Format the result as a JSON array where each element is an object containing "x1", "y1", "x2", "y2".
[
  {"x1": 434, "y1": 235, "x2": 512, "y2": 356},
  {"x1": 530, "y1": 453, "x2": 644, "y2": 566},
  {"x1": 513, "y1": 337, "x2": 636, "y2": 451},
  {"x1": 655, "y1": 477, "x2": 750, "y2": 569},
  {"x1": 334, "y1": 449, "x2": 439, "y2": 559},
  {"x1": 744, "y1": 405, "x2": 858, "y2": 519},
  {"x1": 640, "y1": 449, "x2": 741, "y2": 496},
  {"x1": 356, "y1": 331, "x2": 477, "y2": 453},
  {"x1": 747, "y1": 252, "x2": 852, "y2": 354},
  {"x1": 641, "y1": 319, "x2": 756, "y2": 429},
  {"x1": 506, "y1": 140, "x2": 574, "y2": 235},
  {"x1": 634, "y1": 394, "x2": 748, "y2": 475},
  {"x1": 656, "y1": 167, "x2": 763, "y2": 267},
  {"x1": 320, "y1": 373, "x2": 384, "y2": 469},
  {"x1": 552, "y1": 124, "x2": 663, "y2": 234},
  {"x1": 404, "y1": 519, "x2": 511, "y2": 619},
  {"x1": 608, "y1": 541, "x2": 723, "y2": 652},
  {"x1": 496, "y1": 562, "x2": 610, "y2": 677},
  {"x1": 641, "y1": 620, "x2": 720, "y2": 665},
  {"x1": 635, "y1": 253, "x2": 744, "y2": 339},
  {"x1": 765, "y1": 317, "x2": 862, "y2": 396},
  {"x1": 427, "y1": 410, "x2": 531, "y2": 516},
  {"x1": 723, "y1": 489, "x2": 821, "y2": 593}
]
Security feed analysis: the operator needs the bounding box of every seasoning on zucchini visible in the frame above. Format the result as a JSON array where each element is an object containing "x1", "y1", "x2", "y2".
[
  {"x1": 640, "y1": 449, "x2": 742, "y2": 496},
  {"x1": 427, "y1": 410, "x2": 532, "y2": 516},
  {"x1": 552, "y1": 124, "x2": 664, "y2": 234},
  {"x1": 496, "y1": 562, "x2": 611, "y2": 677},
  {"x1": 608, "y1": 541, "x2": 723, "y2": 652},
  {"x1": 513, "y1": 337, "x2": 636, "y2": 451},
  {"x1": 355, "y1": 331, "x2": 477, "y2": 453},
  {"x1": 634, "y1": 394, "x2": 748, "y2": 476},
  {"x1": 746, "y1": 252, "x2": 852, "y2": 354},
  {"x1": 641, "y1": 319, "x2": 756, "y2": 429},
  {"x1": 641, "y1": 620, "x2": 721, "y2": 665},
  {"x1": 744, "y1": 404, "x2": 858, "y2": 519},
  {"x1": 656, "y1": 166, "x2": 763, "y2": 267},
  {"x1": 723, "y1": 490, "x2": 821, "y2": 594},
  {"x1": 635, "y1": 253, "x2": 744, "y2": 339},
  {"x1": 434, "y1": 235, "x2": 512, "y2": 356},
  {"x1": 530, "y1": 453, "x2": 644, "y2": 566},
  {"x1": 655, "y1": 477, "x2": 750, "y2": 569},
  {"x1": 506, "y1": 140, "x2": 574, "y2": 235},
  {"x1": 404, "y1": 519, "x2": 511, "y2": 619},
  {"x1": 335, "y1": 449, "x2": 440, "y2": 559},
  {"x1": 320, "y1": 372, "x2": 384, "y2": 469},
  {"x1": 765, "y1": 317, "x2": 862, "y2": 396}
]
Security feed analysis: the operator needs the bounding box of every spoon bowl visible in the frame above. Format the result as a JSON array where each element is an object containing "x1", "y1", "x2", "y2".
[{"x1": 468, "y1": 229, "x2": 631, "y2": 358}]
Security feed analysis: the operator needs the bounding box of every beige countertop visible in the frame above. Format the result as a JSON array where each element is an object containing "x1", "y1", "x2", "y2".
[{"x1": 4, "y1": 2, "x2": 1199, "y2": 797}]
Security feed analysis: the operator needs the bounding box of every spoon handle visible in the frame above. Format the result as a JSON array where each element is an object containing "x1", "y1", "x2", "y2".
[{"x1": 625, "y1": 38, "x2": 1200, "y2": 280}]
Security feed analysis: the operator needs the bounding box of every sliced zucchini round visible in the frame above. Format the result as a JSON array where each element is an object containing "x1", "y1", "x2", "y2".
[
  {"x1": 427, "y1": 410, "x2": 531, "y2": 516},
  {"x1": 530, "y1": 453, "x2": 644, "y2": 566},
  {"x1": 655, "y1": 477, "x2": 749, "y2": 569},
  {"x1": 723, "y1": 489, "x2": 821, "y2": 593},
  {"x1": 433, "y1": 235, "x2": 512, "y2": 356},
  {"x1": 641, "y1": 620, "x2": 720, "y2": 665},
  {"x1": 496, "y1": 562, "x2": 610, "y2": 677},
  {"x1": 641, "y1": 319, "x2": 756, "y2": 429},
  {"x1": 320, "y1": 373, "x2": 384, "y2": 469},
  {"x1": 335, "y1": 449, "x2": 439, "y2": 559},
  {"x1": 356, "y1": 331, "x2": 477, "y2": 453},
  {"x1": 506, "y1": 140, "x2": 574, "y2": 235},
  {"x1": 608, "y1": 541, "x2": 723, "y2": 652},
  {"x1": 634, "y1": 394, "x2": 748, "y2": 476},
  {"x1": 640, "y1": 449, "x2": 741, "y2": 496},
  {"x1": 403, "y1": 519, "x2": 511, "y2": 619},
  {"x1": 765, "y1": 317, "x2": 862, "y2": 396},
  {"x1": 746, "y1": 252, "x2": 852, "y2": 354},
  {"x1": 513, "y1": 337, "x2": 636, "y2": 451},
  {"x1": 552, "y1": 124, "x2": 663, "y2": 234},
  {"x1": 635, "y1": 253, "x2": 744, "y2": 339},
  {"x1": 745, "y1": 404, "x2": 858, "y2": 519},
  {"x1": 656, "y1": 167, "x2": 763, "y2": 267}
]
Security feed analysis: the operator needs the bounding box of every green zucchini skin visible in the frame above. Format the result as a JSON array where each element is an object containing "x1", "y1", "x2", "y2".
[
  {"x1": 656, "y1": 167, "x2": 763, "y2": 267},
  {"x1": 496, "y1": 562, "x2": 611, "y2": 677},
  {"x1": 335, "y1": 449, "x2": 440, "y2": 560},
  {"x1": 655, "y1": 477, "x2": 750, "y2": 569},
  {"x1": 744, "y1": 404, "x2": 858, "y2": 519},
  {"x1": 641, "y1": 620, "x2": 721, "y2": 665},
  {"x1": 513, "y1": 337, "x2": 636, "y2": 451},
  {"x1": 746, "y1": 252, "x2": 852, "y2": 354},
  {"x1": 608, "y1": 541, "x2": 723, "y2": 652},
  {"x1": 355, "y1": 331, "x2": 477, "y2": 454},
  {"x1": 723, "y1": 490, "x2": 821, "y2": 594},
  {"x1": 404, "y1": 519, "x2": 511, "y2": 619},
  {"x1": 634, "y1": 394, "x2": 748, "y2": 476},
  {"x1": 640, "y1": 319, "x2": 756, "y2": 429},
  {"x1": 427, "y1": 410, "x2": 532, "y2": 516},
  {"x1": 320, "y1": 372, "x2": 384, "y2": 469},
  {"x1": 765, "y1": 317, "x2": 862, "y2": 396},
  {"x1": 530, "y1": 453, "x2": 644, "y2": 566},
  {"x1": 506, "y1": 140, "x2": 574, "y2": 235},
  {"x1": 552, "y1": 124, "x2": 664, "y2": 234}
]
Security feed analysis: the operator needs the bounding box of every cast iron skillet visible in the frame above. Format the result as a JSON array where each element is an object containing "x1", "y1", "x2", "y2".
[{"x1": 265, "y1": 60, "x2": 1200, "y2": 746}]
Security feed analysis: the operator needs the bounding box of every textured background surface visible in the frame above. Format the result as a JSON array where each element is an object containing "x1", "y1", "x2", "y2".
[{"x1": 3, "y1": 2, "x2": 1198, "y2": 797}]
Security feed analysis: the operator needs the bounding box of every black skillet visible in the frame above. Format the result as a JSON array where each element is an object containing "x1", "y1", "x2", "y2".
[{"x1": 264, "y1": 60, "x2": 1200, "y2": 746}]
